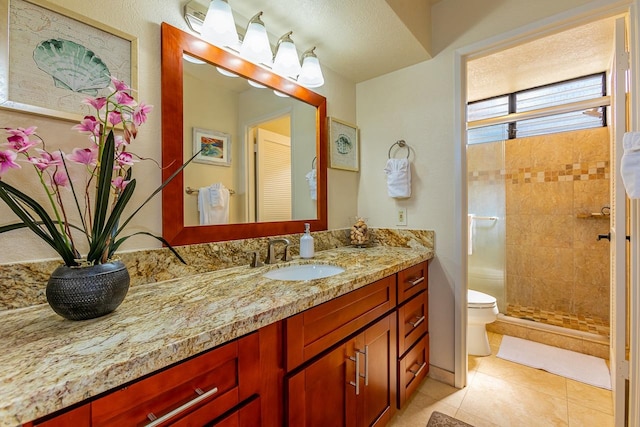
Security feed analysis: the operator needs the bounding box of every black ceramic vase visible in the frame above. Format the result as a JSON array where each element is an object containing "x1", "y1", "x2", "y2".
[{"x1": 46, "y1": 260, "x2": 130, "y2": 321}]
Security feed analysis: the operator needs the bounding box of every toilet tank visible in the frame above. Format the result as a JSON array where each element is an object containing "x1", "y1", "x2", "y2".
[{"x1": 468, "y1": 267, "x2": 505, "y2": 311}]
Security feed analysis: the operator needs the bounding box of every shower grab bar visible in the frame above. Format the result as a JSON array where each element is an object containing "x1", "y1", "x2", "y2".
[{"x1": 473, "y1": 216, "x2": 498, "y2": 221}]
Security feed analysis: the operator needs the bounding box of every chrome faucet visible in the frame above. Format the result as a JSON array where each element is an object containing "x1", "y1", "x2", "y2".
[
  {"x1": 247, "y1": 250, "x2": 264, "y2": 268},
  {"x1": 266, "y1": 238, "x2": 291, "y2": 264}
]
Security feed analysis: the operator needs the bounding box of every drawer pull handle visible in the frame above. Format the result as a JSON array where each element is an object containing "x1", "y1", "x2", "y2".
[
  {"x1": 406, "y1": 276, "x2": 424, "y2": 287},
  {"x1": 348, "y1": 352, "x2": 360, "y2": 395},
  {"x1": 145, "y1": 386, "x2": 219, "y2": 427},
  {"x1": 409, "y1": 362, "x2": 427, "y2": 377},
  {"x1": 357, "y1": 346, "x2": 370, "y2": 386},
  {"x1": 409, "y1": 315, "x2": 425, "y2": 328}
]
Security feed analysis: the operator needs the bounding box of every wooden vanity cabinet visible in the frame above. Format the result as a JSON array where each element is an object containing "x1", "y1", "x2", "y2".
[
  {"x1": 91, "y1": 331, "x2": 260, "y2": 427},
  {"x1": 396, "y1": 261, "x2": 429, "y2": 409},
  {"x1": 284, "y1": 275, "x2": 397, "y2": 427},
  {"x1": 286, "y1": 313, "x2": 396, "y2": 427}
]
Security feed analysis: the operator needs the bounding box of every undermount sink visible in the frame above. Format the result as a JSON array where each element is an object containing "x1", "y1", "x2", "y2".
[{"x1": 263, "y1": 264, "x2": 345, "y2": 281}]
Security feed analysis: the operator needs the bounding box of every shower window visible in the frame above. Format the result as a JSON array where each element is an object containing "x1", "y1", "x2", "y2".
[{"x1": 467, "y1": 73, "x2": 606, "y2": 144}]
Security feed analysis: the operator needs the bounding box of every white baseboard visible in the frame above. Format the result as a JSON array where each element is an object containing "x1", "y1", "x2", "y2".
[{"x1": 428, "y1": 364, "x2": 455, "y2": 386}]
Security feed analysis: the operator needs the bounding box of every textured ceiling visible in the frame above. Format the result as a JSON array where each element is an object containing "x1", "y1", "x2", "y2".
[
  {"x1": 467, "y1": 17, "x2": 618, "y2": 102},
  {"x1": 196, "y1": 0, "x2": 433, "y2": 83}
]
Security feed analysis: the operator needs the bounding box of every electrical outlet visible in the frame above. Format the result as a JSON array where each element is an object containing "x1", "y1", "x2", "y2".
[{"x1": 397, "y1": 208, "x2": 407, "y2": 226}]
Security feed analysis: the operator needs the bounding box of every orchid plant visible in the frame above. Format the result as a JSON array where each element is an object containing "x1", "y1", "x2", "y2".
[{"x1": 0, "y1": 77, "x2": 188, "y2": 267}]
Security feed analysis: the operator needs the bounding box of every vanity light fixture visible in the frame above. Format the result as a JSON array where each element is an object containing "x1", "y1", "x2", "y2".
[
  {"x1": 184, "y1": 0, "x2": 324, "y2": 87},
  {"x1": 297, "y1": 47, "x2": 325, "y2": 88},
  {"x1": 272, "y1": 31, "x2": 301, "y2": 78},
  {"x1": 182, "y1": 53, "x2": 206, "y2": 65},
  {"x1": 201, "y1": 0, "x2": 239, "y2": 49},
  {"x1": 239, "y1": 12, "x2": 272, "y2": 66}
]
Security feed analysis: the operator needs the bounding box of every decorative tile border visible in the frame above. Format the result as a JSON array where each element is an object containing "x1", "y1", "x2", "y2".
[{"x1": 469, "y1": 161, "x2": 609, "y2": 184}]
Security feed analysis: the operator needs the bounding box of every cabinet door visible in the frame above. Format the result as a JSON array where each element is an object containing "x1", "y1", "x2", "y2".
[
  {"x1": 286, "y1": 340, "x2": 357, "y2": 427},
  {"x1": 356, "y1": 314, "x2": 396, "y2": 427}
]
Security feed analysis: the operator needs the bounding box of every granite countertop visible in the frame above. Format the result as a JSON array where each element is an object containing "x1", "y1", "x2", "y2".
[{"x1": 0, "y1": 245, "x2": 433, "y2": 426}]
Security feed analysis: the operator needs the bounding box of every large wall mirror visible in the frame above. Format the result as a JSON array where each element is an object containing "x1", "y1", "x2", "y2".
[{"x1": 161, "y1": 23, "x2": 327, "y2": 245}]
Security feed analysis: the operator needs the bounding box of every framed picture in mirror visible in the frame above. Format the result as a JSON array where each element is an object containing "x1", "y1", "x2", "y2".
[
  {"x1": 328, "y1": 117, "x2": 359, "y2": 171},
  {"x1": 192, "y1": 127, "x2": 231, "y2": 166}
]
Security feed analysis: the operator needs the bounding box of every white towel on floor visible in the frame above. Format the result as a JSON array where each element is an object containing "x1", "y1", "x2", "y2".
[
  {"x1": 305, "y1": 169, "x2": 317, "y2": 200},
  {"x1": 621, "y1": 132, "x2": 640, "y2": 198},
  {"x1": 384, "y1": 158, "x2": 411, "y2": 198},
  {"x1": 198, "y1": 183, "x2": 230, "y2": 225}
]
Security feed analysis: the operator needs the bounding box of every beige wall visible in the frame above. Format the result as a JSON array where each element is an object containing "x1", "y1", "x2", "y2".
[
  {"x1": 356, "y1": 0, "x2": 598, "y2": 374},
  {"x1": 0, "y1": 0, "x2": 357, "y2": 264}
]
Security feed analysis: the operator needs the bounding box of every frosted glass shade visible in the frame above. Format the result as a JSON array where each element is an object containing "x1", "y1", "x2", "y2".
[
  {"x1": 239, "y1": 19, "x2": 272, "y2": 65},
  {"x1": 273, "y1": 37, "x2": 301, "y2": 78},
  {"x1": 201, "y1": 0, "x2": 239, "y2": 48},
  {"x1": 298, "y1": 53, "x2": 324, "y2": 88}
]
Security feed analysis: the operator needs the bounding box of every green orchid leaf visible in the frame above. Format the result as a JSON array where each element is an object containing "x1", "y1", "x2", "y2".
[
  {"x1": 91, "y1": 130, "x2": 116, "y2": 241},
  {"x1": 111, "y1": 231, "x2": 186, "y2": 264},
  {"x1": 87, "y1": 179, "x2": 137, "y2": 263},
  {"x1": 0, "y1": 181, "x2": 77, "y2": 265}
]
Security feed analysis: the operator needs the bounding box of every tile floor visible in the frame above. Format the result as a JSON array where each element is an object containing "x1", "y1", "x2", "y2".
[{"x1": 388, "y1": 332, "x2": 614, "y2": 427}]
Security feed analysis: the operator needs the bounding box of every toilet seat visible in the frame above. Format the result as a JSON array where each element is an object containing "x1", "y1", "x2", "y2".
[{"x1": 468, "y1": 289, "x2": 497, "y2": 309}]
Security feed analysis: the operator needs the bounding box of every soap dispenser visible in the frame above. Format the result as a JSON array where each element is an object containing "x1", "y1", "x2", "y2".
[{"x1": 300, "y1": 223, "x2": 314, "y2": 258}]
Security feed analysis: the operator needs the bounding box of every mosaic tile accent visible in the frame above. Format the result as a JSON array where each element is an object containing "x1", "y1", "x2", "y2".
[
  {"x1": 468, "y1": 161, "x2": 609, "y2": 184},
  {"x1": 505, "y1": 304, "x2": 610, "y2": 337}
]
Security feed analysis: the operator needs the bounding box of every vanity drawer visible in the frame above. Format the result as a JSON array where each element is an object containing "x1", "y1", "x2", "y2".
[
  {"x1": 398, "y1": 334, "x2": 429, "y2": 409},
  {"x1": 92, "y1": 332, "x2": 259, "y2": 427},
  {"x1": 397, "y1": 261, "x2": 428, "y2": 303},
  {"x1": 398, "y1": 289, "x2": 428, "y2": 356},
  {"x1": 284, "y1": 274, "x2": 396, "y2": 371}
]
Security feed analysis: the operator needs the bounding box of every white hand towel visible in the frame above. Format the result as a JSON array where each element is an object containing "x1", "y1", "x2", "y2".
[
  {"x1": 198, "y1": 183, "x2": 230, "y2": 225},
  {"x1": 209, "y1": 182, "x2": 225, "y2": 208},
  {"x1": 621, "y1": 132, "x2": 640, "y2": 199},
  {"x1": 384, "y1": 158, "x2": 411, "y2": 198},
  {"x1": 305, "y1": 169, "x2": 317, "y2": 200}
]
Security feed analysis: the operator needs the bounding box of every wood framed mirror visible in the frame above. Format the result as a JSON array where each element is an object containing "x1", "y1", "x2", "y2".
[{"x1": 161, "y1": 23, "x2": 327, "y2": 246}]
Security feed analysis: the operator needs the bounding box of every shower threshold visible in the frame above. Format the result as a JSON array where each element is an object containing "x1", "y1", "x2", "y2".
[{"x1": 505, "y1": 304, "x2": 610, "y2": 338}]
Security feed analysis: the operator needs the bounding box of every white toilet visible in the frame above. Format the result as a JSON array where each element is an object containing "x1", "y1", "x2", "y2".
[{"x1": 467, "y1": 289, "x2": 499, "y2": 356}]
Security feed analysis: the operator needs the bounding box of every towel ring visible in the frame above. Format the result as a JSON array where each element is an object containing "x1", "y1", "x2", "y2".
[
  {"x1": 388, "y1": 140, "x2": 410, "y2": 159},
  {"x1": 311, "y1": 156, "x2": 317, "y2": 169}
]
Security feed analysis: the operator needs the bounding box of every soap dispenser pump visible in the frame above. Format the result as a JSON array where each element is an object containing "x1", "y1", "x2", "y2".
[{"x1": 300, "y1": 223, "x2": 314, "y2": 259}]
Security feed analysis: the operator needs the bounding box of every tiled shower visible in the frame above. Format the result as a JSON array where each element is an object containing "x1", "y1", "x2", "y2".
[{"x1": 468, "y1": 127, "x2": 611, "y2": 338}]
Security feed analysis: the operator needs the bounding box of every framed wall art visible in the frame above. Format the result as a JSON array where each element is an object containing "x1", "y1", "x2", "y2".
[
  {"x1": 193, "y1": 127, "x2": 231, "y2": 166},
  {"x1": 328, "y1": 117, "x2": 359, "y2": 171},
  {"x1": 0, "y1": 0, "x2": 138, "y2": 121}
]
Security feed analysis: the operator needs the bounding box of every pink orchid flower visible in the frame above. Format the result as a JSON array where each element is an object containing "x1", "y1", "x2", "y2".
[
  {"x1": 108, "y1": 111, "x2": 123, "y2": 126},
  {"x1": 109, "y1": 76, "x2": 131, "y2": 92},
  {"x1": 50, "y1": 169, "x2": 70, "y2": 188},
  {"x1": 114, "y1": 91, "x2": 136, "y2": 107},
  {"x1": 5, "y1": 133, "x2": 39, "y2": 153},
  {"x1": 5, "y1": 126, "x2": 37, "y2": 137},
  {"x1": 67, "y1": 147, "x2": 98, "y2": 166},
  {"x1": 114, "y1": 135, "x2": 128, "y2": 148},
  {"x1": 28, "y1": 149, "x2": 64, "y2": 171},
  {"x1": 133, "y1": 103, "x2": 153, "y2": 126},
  {"x1": 0, "y1": 149, "x2": 21, "y2": 176},
  {"x1": 112, "y1": 176, "x2": 130, "y2": 191},
  {"x1": 72, "y1": 116, "x2": 100, "y2": 136},
  {"x1": 82, "y1": 97, "x2": 107, "y2": 111},
  {"x1": 115, "y1": 151, "x2": 137, "y2": 168}
]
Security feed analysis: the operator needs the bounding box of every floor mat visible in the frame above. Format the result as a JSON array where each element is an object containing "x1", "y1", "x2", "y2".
[
  {"x1": 427, "y1": 411, "x2": 474, "y2": 427},
  {"x1": 496, "y1": 335, "x2": 611, "y2": 389}
]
